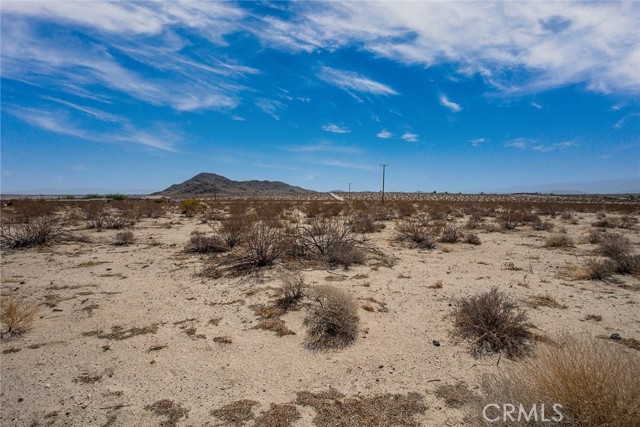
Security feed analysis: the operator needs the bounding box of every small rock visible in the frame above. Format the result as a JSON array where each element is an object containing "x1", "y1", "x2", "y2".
[
  {"x1": 610, "y1": 333, "x2": 622, "y2": 341},
  {"x1": 18, "y1": 398, "x2": 23, "y2": 403},
  {"x1": 432, "y1": 340, "x2": 441, "y2": 347},
  {"x1": 378, "y1": 365, "x2": 384, "y2": 369}
]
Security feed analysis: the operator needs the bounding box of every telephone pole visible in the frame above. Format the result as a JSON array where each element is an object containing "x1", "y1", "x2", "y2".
[{"x1": 380, "y1": 164, "x2": 388, "y2": 205}]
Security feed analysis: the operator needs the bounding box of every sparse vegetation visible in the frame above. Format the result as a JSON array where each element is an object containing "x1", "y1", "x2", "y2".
[
  {"x1": 113, "y1": 230, "x2": 135, "y2": 246},
  {"x1": 477, "y1": 336, "x2": 640, "y2": 426},
  {"x1": 145, "y1": 399, "x2": 189, "y2": 427},
  {"x1": 434, "y1": 381, "x2": 477, "y2": 408},
  {"x1": 452, "y1": 287, "x2": 533, "y2": 359},
  {"x1": 544, "y1": 233, "x2": 574, "y2": 248},
  {"x1": 1, "y1": 296, "x2": 39, "y2": 336},
  {"x1": 1, "y1": 215, "x2": 67, "y2": 248},
  {"x1": 185, "y1": 231, "x2": 228, "y2": 253},
  {"x1": 395, "y1": 218, "x2": 438, "y2": 249},
  {"x1": 304, "y1": 286, "x2": 359, "y2": 350}
]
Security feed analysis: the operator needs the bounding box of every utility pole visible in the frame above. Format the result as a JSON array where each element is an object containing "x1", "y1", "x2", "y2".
[{"x1": 380, "y1": 164, "x2": 388, "y2": 205}]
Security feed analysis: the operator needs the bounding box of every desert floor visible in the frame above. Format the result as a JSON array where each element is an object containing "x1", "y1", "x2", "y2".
[{"x1": 1, "y1": 201, "x2": 639, "y2": 426}]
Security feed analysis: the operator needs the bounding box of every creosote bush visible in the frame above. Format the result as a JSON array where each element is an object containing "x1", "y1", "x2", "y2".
[
  {"x1": 544, "y1": 233, "x2": 574, "y2": 248},
  {"x1": 304, "y1": 286, "x2": 359, "y2": 350},
  {"x1": 245, "y1": 221, "x2": 288, "y2": 267},
  {"x1": 452, "y1": 287, "x2": 533, "y2": 359},
  {"x1": 1, "y1": 296, "x2": 39, "y2": 336},
  {"x1": 395, "y1": 218, "x2": 438, "y2": 249},
  {"x1": 1, "y1": 216, "x2": 67, "y2": 248},
  {"x1": 185, "y1": 231, "x2": 228, "y2": 253},
  {"x1": 476, "y1": 336, "x2": 640, "y2": 427},
  {"x1": 113, "y1": 230, "x2": 135, "y2": 246},
  {"x1": 277, "y1": 272, "x2": 306, "y2": 310}
]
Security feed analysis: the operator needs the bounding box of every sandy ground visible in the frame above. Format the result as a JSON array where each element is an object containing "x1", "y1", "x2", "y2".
[{"x1": 1, "y1": 207, "x2": 639, "y2": 426}]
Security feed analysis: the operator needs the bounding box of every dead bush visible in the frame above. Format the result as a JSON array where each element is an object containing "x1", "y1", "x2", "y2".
[
  {"x1": 497, "y1": 209, "x2": 524, "y2": 230},
  {"x1": 440, "y1": 224, "x2": 461, "y2": 243},
  {"x1": 452, "y1": 287, "x2": 533, "y2": 359},
  {"x1": 218, "y1": 215, "x2": 250, "y2": 248},
  {"x1": 326, "y1": 241, "x2": 366, "y2": 268},
  {"x1": 464, "y1": 232, "x2": 481, "y2": 245},
  {"x1": 246, "y1": 222, "x2": 288, "y2": 267},
  {"x1": 349, "y1": 210, "x2": 384, "y2": 233},
  {"x1": 295, "y1": 217, "x2": 365, "y2": 267},
  {"x1": 395, "y1": 218, "x2": 439, "y2": 249},
  {"x1": 476, "y1": 336, "x2": 640, "y2": 427},
  {"x1": 1, "y1": 215, "x2": 67, "y2": 248},
  {"x1": 304, "y1": 286, "x2": 359, "y2": 350},
  {"x1": 544, "y1": 234, "x2": 574, "y2": 248},
  {"x1": 113, "y1": 230, "x2": 135, "y2": 246},
  {"x1": 277, "y1": 272, "x2": 306, "y2": 310},
  {"x1": 1, "y1": 296, "x2": 39, "y2": 336},
  {"x1": 578, "y1": 258, "x2": 616, "y2": 280},
  {"x1": 185, "y1": 232, "x2": 228, "y2": 253}
]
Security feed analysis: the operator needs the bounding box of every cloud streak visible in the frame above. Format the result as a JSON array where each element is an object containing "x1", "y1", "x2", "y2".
[
  {"x1": 317, "y1": 67, "x2": 398, "y2": 96},
  {"x1": 439, "y1": 95, "x2": 462, "y2": 112}
]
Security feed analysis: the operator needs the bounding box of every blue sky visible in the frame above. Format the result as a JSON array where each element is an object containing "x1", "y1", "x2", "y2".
[{"x1": 1, "y1": 1, "x2": 639, "y2": 194}]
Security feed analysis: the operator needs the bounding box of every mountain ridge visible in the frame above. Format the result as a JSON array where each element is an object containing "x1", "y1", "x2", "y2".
[{"x1": 153, "y1": 172, "x2": 314, "y2": 197}]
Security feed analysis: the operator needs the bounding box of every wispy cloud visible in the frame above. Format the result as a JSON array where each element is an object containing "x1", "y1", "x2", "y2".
[
  {"x1": 439, "y1": 94, "x2": 462, "y2": 112},
  {"x1": 614, "y1": 112, "x2": 640, "y2": 129},
  {"x1": 401, "y1": 132, "x2": 419, "y2": 142},
  {"x1": 377, "y1": 130, "x2": 393, "y2": 139},
  {"x1": 468, "y1": 137, "x2": 488, "y2": 147},
  {"x1": 322, "y1": 123, "x2": 350, "y2": 134},
  {"x1": 7, "y1": 106, "x2": 178, "y2": 152},
  {"x1": 317, "y1": 159, "x2": 375, "y2": 172},
  {"x1": 506, "y1": 137, "x2": 576, "y2": 152},
  {"x1": 317, "y1": 67, "x2": 398, "y2": 96},
  {"x1": 255, "y1": 99, "x2": 284, "y2": 121},
  {"x1": 287, "y1": 141, "x2": 360, "y2": 154},
  {"x1": 531, "y1": 102, "x2": 543, "y2": 109},
  {"x1": 257, "y1": 2, "x2": 640, "y2": 96}
]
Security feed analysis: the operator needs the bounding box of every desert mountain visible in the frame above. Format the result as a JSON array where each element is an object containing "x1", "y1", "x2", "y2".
[{"x1": 154, "y1": 172, "x2": 314, "y2": 197}]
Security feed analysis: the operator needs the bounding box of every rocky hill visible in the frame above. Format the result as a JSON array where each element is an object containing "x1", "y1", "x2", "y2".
[{"x1": 154, "y1": 173, "x2": 313, "y2": 197}]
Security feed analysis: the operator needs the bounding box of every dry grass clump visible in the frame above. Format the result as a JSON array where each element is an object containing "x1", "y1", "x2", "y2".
[
  {"x1": 212, "y1": 399, "x2": 258, "y2": 426},
  {"x1": 113, "y1": 230, "x2": 135, "y2": 246},
  {"x1": 452, "y1": 287, "x2": 533, "y2": 359},
  {"x1": 296, "y1": 389, "x2": 427, "y2": 427},
  {"x1": 527, "y1": 293, "x2": 567, "y2": 309},
  {"x1": 277, "y1": 272, "x2": 306, "y2": 310},
  {"x1": 145, "y1": 399, "x2": 189, "y2": 427},
  {"x1": 434, "y1": 381, "x2": 477, "y2": 408},
  {"x1": 544, "y1": 233, "x2": 574, "y2": 248},
  {"x1": 1, "y1": 216, "x2": 67, "y2": 248},
  {"x1": 1, "y1": 296, "x2": 39, "y2": 336},
  {"x1": 440, "y1": 224, "x2": 461, "y2": 243},
  {"x1": 254, "y1": 403, "x2": 301, "y2": 427},
  {"x1": 395, "y1": 218, "x2": 438, "y2": 249},
  {"x1": 596, "y1": 233, "x2": 640, "y2": 276},
  {"x1": 304, "y1": 286, "x2": 359, "y2": 350},
  {"x1": 348, "y1": 210, "x2": 385, "y2": 233},
  {"x1": 185, "y1": 231, "x2": 228, "y2": 253},
  {"x1": 295, "y1": 217, "x2": 365, "y2": 268},
  {"x1": 570, "y1": 257, "x2": 615, "y2": 280},
  {"x1": 477, "y1": 336, "x2": 640, "y2": 426}
]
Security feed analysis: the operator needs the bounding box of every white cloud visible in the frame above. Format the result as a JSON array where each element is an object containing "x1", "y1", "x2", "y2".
[
  {"x1": 258, "y1": 2, "x2": 640, "y2": 96},
  {"x1": 614, "y1": 112, "x2": 640, "y2": 129},
  {"x1": 322, "y1": 123, "x2": 350, "y2": 134},
  {"x1": 506, "y1": 137, "x2": 576, "y2": 152},
  {"x1": 287, "y1": 141, "x2": 359, "y2": 154},
  {"x1": 376, "y1": 130, "x2": 393, "y2": 139},
  {"x1": 439, "y1": 95, "x2": 462, "y2": 112},
  {"x1": 468, "y1": 137, "x2": 488, "y2": 147},
  {"x1": 318, "y1": 160, "x2": 375, "y2": 171},
  {"x1": 7, "y1": 106, "x2": 178, "y2": 152},
  {"x1": 317, "y1": 67, "x2": 398, "y2": 96},
  {"x1": 401, "y1": 132, "x2": 419, "y2": 142},
  {"x1": 531, "y1": 102, "x2": 543, "y2": 109},
  {"x1": 255, "y1": 99, "x2": 284, "y2": 121}
]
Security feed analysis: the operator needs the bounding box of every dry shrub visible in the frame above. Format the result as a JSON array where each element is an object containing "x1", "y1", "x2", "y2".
[
  {"x1": 295, "y1": 217, "x2": 365, "y2": 267},
  {"x1": 185, "y1": 231, "x2": 228, "y2": 253},
  {"x1": 597, "y1": 233, "x2": 632, "y2": 259},
  {"x1": 349, "y1": 210, "x2": 384, "y2": 233},
  {"x1": 212, "y1": 400, "x2": 258, "y2": 426},
  {"x1": 304, "y1": 286, "x2": 359, "y2": 350},
  {"x1": 113, "y1": 230, "x2": 135, "y2": 246},
  {"x1": 452, "y1": 287, "x2": 533, "y2": 359},
  {"x1": 440, "y1": 224, "x2": 461, "y2": 243},
  {"x1": 254, "y1": 403, "x2": 300, "y2": 427},
  {"x1": 1, "y1": 215, "x2": 67, "y2": 248},
  {"x1": 145, "y1": 399, "x2": 189, "y2": 427},
  {"x1": 180, "y1": 199, "x2": 200, "y2": 217},
  {"x1": 277, "y1": 272, "x2": 306, "y2": 310},
  {"x1": 246, "y1": 221, "x2": 289, "y2": 267},
  {"x1": 544, "y1": 233, "x2": 574, "y2": 248},
  {"x1": 296, "y1": 389, "x2": 427, "y2": 427},
  {"x1": 218, "y1": 215, "x2": 250, "y2": 248},
  {"x1": 532, "y1": 217, "x2": 555, "y2": 231},
  {"x1": 464, "y1": 232, "x2": 481, "y2": 245},
  {"x1": 497, "y1": 209, "x2": 524, "y2": 230},
  {"x1": 476, "y1": 336, "x2": 640, "y2": 427},
  {"x1": 527, "y1": 293, "x2": 567, "y2": 309},
  {"x1": 1, "y1": 296, "x2": 39, "y2": 336},
  {"x1": 395, "y1": 218, "x2": 438, "y2": 249},
  {"x1": 434, "y1": 381, "x2": 477, "y2": 408},
  {"x1": 574, "y1": 257, "x2": 615, "y2": 280},
  {"x1": 326, "y1": 241, "x2": 366, "y2": 268}
]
